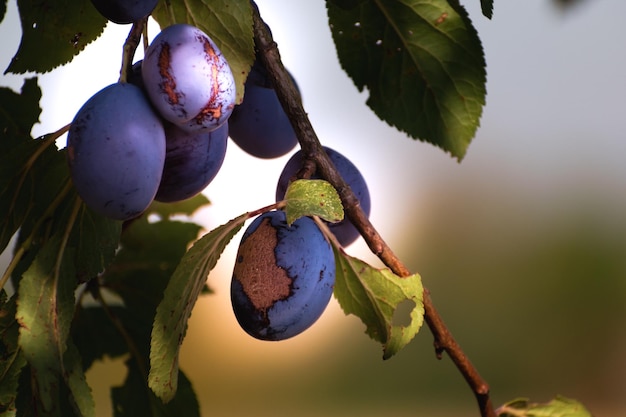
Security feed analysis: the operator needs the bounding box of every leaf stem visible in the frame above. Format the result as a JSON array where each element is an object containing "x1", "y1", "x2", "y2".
[{"x1": 250, "y1": 3, "x2": 496, "y2": 417}]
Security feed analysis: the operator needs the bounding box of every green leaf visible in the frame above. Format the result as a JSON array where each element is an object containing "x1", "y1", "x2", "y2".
[
  {"x1": 149, "y1": 213, "x2": 247, "y2": 402},
  {"x1": 0, "y1": 77, "x2": 43, "y2": 252},
  {"x1": 147, "y1": 194, "x2": 211, "y2": 220},
  {"x1": 498, "y1": 396, "x2": 593, "y2": 417},
  {"x1": 151, "y1": 0, "x2": 255, "y2": 104},
  {"x1": 327, "y1": 0, "x2": 486, "y2": 160},
  {"x1": 332, "y1": 246, "x2": 424, "y2": 359},
  {"x1": 0, "y1": 293, "x2": 27, "y2": 416},
  {"x1": 112, "y1": 360, "x2": 200, "y2": 417},
  {"x1": 70, "y1": 205, "x2": 121, "y2": 283},
  {"x1": 283, "y1": 179, "x2": 344, "y2": 226},
  {"x1": 71, "y1": 306, "x2": 130, "y2": 371},
  {"x1": 0, "y1": 0, "x2": 7, "y2": 23},
  {"x1": 481, "y1": 0, "x2": 494, "y2": 19},
  {"x1": 6, "y1": 0, "x2": 107, "y2": 74},
  {"x1": 16, "y1": 234, "x2": 77, "y2": 415},
  {"x1": 63, "y1": 340, "x2": 96, "y2": 417}
]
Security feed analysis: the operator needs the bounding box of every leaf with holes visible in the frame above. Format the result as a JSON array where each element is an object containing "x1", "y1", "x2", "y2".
[
  {"x1": 6, "y1": 0, "x2": 106, "y2": 74},
  {"x1": 333, "y1": 245, "x2": 424, "y2": 359}
]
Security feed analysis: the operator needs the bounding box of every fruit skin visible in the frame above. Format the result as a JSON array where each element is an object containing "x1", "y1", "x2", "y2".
[
  {"x1": 231, "y1": 211, "x2": 335, "y2": 341},
  {"x1": 141, "y1": 23, "x2": 236, "y2": 132},
  {"x1": 228, "y1": 62, "x2": 299, "y2": 159},
  {"x1": 67, "y1": 83, "x2": 166, "y2": 220},
  {"x1": 90, "y1": 0, "x2": 158, "y2": 24},
  {"x1": 276, "y1": 147, "x2": 371, "y2": 247},
  {"x1": 155, "y1": 122, "x2": 228, "y2": 203}
]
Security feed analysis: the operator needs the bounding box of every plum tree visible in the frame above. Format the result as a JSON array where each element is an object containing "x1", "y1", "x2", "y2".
[
  {"x1": 0, "y1": 2, "x2": 598, "y2": 417},
  {"x1": 228, "y1": 61, "x2": 299, "y2": 158},
  {"x1": 231, "y1": 210, "x2": 335, "y2": 340},
  {"x1": 66, "y1": 82, "x2": 166, "y2": 220},
  {"x1": 90, "y1": 0, "x2": 159, "y2": 24},
  {"x1": 276, "y1": 146, "x2": 371, "y2": 246},
  {"x1": 141, "y1": 23, "x2": 236, "y2": 132},
  {"x1": 155, "y1": 122, "x2": 228, "y2": 203}
]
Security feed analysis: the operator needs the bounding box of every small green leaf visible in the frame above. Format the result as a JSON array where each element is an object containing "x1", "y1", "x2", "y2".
[
  {"x1": 283, "y1": 179, "x2": 344, "y2": 226},
  {"x1": 151, "y1": 0, "x2": 255, "y2": 104},
  {"x1": 63, "y1": 340, "x2": 96, "y2": 417},
  {"x1": 70, "y1": 205, "x2": 121, "y2": 283},
  {"x1": 0, "y1": 293, "x2": 27, "y2": 416},
  {"x1": 0, "y1": 1, "x2": 7, "y2": 23},
  {"x1": 498, "y1": 396, "x2": 593, "y2": 417},
  {"x1": 327, "y1": 0, "x2": 486, "y2": 159},
  {"x1": 332, "y1": 246, "x2": 424, "y2": 359},
  {"x1": 149, "y1": 213, "x2": 247, "y2": 402},
  {"x1": 113, "y1": 360, "x2": 200, "y2": 417},
  {"x1": 147, "y1": 194, "x2": 211, "y2": 219},
  {"x1": 16, "y1": 234, "x2": 77, "y2": 415},
  {"x1": 6, "y1": 0, "x2": 106, "y2": 74},
  {"x1": 481, "y1": 0, "x2": 494, "y2": 19}
]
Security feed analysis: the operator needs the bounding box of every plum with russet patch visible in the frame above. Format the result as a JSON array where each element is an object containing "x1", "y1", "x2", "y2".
[
  {"x1": 231, "y1": 210, "x2": 335, "y2": 341},
  {"x1": 142, "y1": 23, "x2": 236, "y2": 132}
]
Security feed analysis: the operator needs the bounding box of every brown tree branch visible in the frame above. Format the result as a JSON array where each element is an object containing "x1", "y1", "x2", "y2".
[{"x1": 250, "y1": 3, "x2": 496, "y2": 417}]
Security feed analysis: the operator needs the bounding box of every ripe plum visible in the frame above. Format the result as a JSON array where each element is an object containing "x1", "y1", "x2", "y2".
[
  {"x1": 90, "y1": 0, "x2": 158, "y2": 24},
  {"x1": 142, "y1": 23, "x2": 236, "y2": 132},
  {"x1": 228, "y1": 62, "x2": 299, "y2": 158},
  {"x1": 155, "y1": 122, "x2": 228, "y2": 202},
  {"x1": 276, "y1": 146, "x2": 371, "y2": 246},
  {"x1": 231, "y1": 210, "x2": 335, "y2": 341},
  {"x1": 67, "y1": 83, "x2": 166, "y2": 220}
]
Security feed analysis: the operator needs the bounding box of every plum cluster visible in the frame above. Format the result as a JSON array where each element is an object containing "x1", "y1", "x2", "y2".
[
  {"x1": 230, "y1": 146, "x2": 371, "y2": 340},
  {"x1": 67, "y1": 13, "x2": 372, "y2": 341},
  {"x1": 67, "y1": 23, "x2": 234, "y2": 220}
]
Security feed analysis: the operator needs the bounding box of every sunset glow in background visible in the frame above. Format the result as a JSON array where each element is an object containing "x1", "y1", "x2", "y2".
[{"x1": 1, "y1": 0, "x2": 625, "y2": 415}]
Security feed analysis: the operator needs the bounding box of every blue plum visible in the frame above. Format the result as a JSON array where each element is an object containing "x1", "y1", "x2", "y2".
[
  {"x1": 276, "y1": 146, "x2": 371, "y2": 247},
  {"x1": 231, "y1": 210, "x2": 335, "y2": 341},
  {"x1": 90, "y1": 0, "x2": 158, "y2": 24},
  {"x1": 142, "y1": 24, "x2": 236, "y2": 132},
  {"x1": 155, "y1": 122, "x2": 228, "y2": 203},
  {"x1": 66, "y1": 83, "x2": 166, "y2": 220},
  {"x1": 228, "y1": 62, "x2": 299, "y2": 159}
]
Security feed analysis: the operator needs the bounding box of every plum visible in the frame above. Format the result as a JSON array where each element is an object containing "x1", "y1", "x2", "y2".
[
  {"x1": 228, "y1": 61, "x2": 299, "y2": 158},
  {"x1": 67, "y1": 83, "x2": 166, "y2": 220},
  {"x1": 142, "y1": 23, "x2": 236, "y2": 132},
  {"x1": 231, "y1": 210, "x2": 335, "y2": 341},
  {"x1": 90, "y1": 0, "x2": 158, "y2": 24},
  {"x1": 276, "y1": 146, "x2": 371, "y2": 246},
  {"x1": 155, "y1": 122, "x2": 228, "y2": 203}
]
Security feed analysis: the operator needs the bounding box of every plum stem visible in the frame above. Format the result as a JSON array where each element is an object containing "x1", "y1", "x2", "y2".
[
  {"x1": 250, "y1": 3, "x2": 496, "y2": 417},
  {"x1": 119, "y1": 17, "x2": 147, "y2": 83}
]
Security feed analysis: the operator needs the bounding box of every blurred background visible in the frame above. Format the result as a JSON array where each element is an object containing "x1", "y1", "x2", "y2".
[{"x1": 1, "y1": 0, "x2": 625, "y2": 415}]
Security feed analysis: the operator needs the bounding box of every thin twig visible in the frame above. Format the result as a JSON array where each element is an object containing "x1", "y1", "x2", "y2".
[{"x1": 250, "y1": 3, "x2": 496, "y2": 417}]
